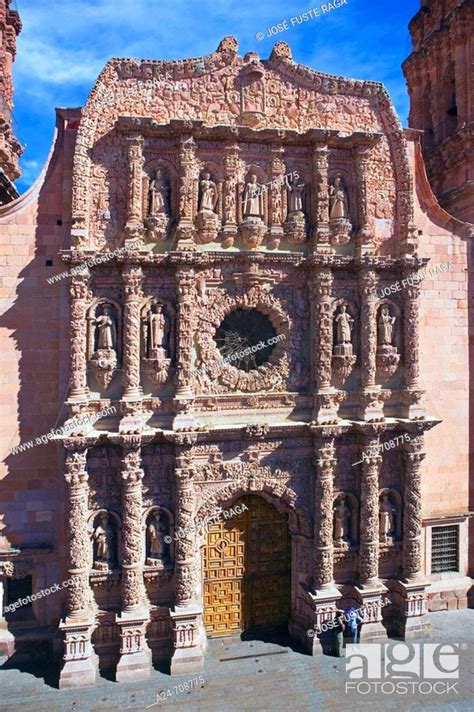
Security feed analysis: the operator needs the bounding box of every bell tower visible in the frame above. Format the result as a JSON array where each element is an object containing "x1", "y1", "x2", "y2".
[
  {"x1": 403, "y1": 0, "x2": 473, "y2": 223},
  {"x1": 0, "y1": 0, "x2": 22, "y2": 204}
]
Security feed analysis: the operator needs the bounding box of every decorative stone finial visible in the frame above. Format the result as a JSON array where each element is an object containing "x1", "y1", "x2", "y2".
[
  {"x1": 217, "y1": 36, "x2": 238, "y2": 54},
  {"x1": 270, "y1": 42, "x2": 293, "y2": 62}
]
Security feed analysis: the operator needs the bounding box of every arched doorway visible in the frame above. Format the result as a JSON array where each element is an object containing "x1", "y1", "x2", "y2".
[{"x1": 203, "y1": 494, "x2": 291, "y2": 637}]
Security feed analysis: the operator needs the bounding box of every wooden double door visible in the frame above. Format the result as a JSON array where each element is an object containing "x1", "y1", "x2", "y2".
[{"x1": 203, "y1": 494, "x2": 291, "y2": 637}]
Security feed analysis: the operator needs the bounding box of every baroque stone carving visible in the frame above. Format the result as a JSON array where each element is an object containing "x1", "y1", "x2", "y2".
[
  {"x1": 376, "y1": 304, "x2": 400, "y2": 380},
  {"x1": 332, "y1": 304, "x2": 356, "y2": 385},
  {"x1": 145, "y1": 167, "x2": 171, "y2": 242},
  {"x1": 284, "y1": 173, "x2": 307, "y2": 244},
  {"x1": 87, "y1": 301, "x2": 120, "y2": 390},
  {"x1": 329, "y1": 174, "x2": 352, "y2": 245},
  {"x1": 92, "y1": 512, "x2": 118, "y2": 570}
]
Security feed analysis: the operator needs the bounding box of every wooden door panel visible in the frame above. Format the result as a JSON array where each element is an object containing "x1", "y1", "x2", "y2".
[{"x1": 203, "y1": 495, "x2": 291, "y2": 636}]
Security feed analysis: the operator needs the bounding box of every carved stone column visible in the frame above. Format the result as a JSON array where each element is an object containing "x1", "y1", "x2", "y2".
[
  {"x1": 268, "y1": 144, "x2": 285, "y2": 249},
  {"x1": 311, "y1": 269, "x2": 340, "y2": 424},
  {"x1": 312, "y1": 144, "x2": 331, "y2": 253},
  {"x1": 173, "y1": 265, "x2": 198, "y2": 428},
  {"x1": 358, "y1": 268, "x2": 385, "y2": 421},
  {"x1": 306, "y1": 431, "x2": 342, "y2": 655},
  {"x1": 124, "y1": 134, "x2": 145, "y2": 245},
  {"x1": 69, "y1": 267, "x2": 91, "y2": 401},
  {"x1": 170, "y1": 438, "x2": 204, "y2": 674},
  {"x1": 176, "y1": 134, "x2": 197, "y2": 249},
  {"x1": 402, "y1": 274, "x2": 425, "y2": 418},
  {"x1": 313, "y1": 438, "x2": 336, "y2": 591},
  {"x1": 391, "y1": 434, "x2": 430, "y2": 638},
  {"x1": 59, "y1": 441, "x2": 97, "y2": 689},
  {"x1": 122, "y1": 264, "x2": 143, "y2": 401},
  {"x1": 359, "y1": 434, "x2": 381, "y2": 587},
  {"x1": 222, "y1": 143, "x2": 240, "y2": 248},
  {"x1": 355, "y1": 431, "x2": 388, "y2": 641},
  {"x1": 354, "y1": 143, "x2": 374, "y2": 254},
  {"x1": 116, "y1": 437, "x2": 151, "y2": 682}
]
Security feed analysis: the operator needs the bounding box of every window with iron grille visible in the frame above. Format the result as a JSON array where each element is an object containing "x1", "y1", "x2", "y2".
[{"x1": 431, "y1": 525, "x2": 459, "y2": 573}]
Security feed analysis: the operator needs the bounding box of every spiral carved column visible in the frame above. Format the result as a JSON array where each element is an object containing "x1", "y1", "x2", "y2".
[
  {"x1": 359, "y1": 435, "x2": 381, "y2": 587},
  {"x1": 116, "y1": 437, "x2": 151, "y2": 682},
  {"x1": 402, "y1": 438, "x2": 425, "y2": 581},
  {"x1": 312, "y1": 144, "x2": 331, "y2": 252},
  {"x1": 392, "y1": 434, "x2": 430, "y2": 639},
  {"x1": 122, "y1": 264, "x2": 143, "y2": 400},
  {"x1": 402, "y1": 276, "x2": 425, "y2": 418},
  {"x1": 124, "y1": 134, "x2": 144, "y2": 244},
  {"x1": 69, "y1": 268, "x2": 91, "y2": 400},
  {"x1": 170, "y1": 440, "x2": 204, "y2": 674},
  {"x1": 310, "y1": 269, "x2": 339, "y2": 424},
  {"x1": 358, "y1": 268, "x2": 384, "y2": 421},
  {"x1": 313, "y1": 438, "x2": 336, "y2": 590},
  {"x1": 59, "y1": 441, "x2": 97, "y2": 689}
]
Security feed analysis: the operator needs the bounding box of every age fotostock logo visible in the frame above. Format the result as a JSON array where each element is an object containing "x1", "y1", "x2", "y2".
[{"x1": 345, "y1": 643, "x2": 461, "y2": 696}]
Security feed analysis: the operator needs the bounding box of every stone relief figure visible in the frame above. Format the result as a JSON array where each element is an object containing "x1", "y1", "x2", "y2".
[
  {"x1": 329, "y1": 175, "x2": 350, "y2": 220},
  {"x1": 284, "y1": 173, "x2": 307, "y2": 244},
  {"x1": 141, "y1": 302, "x2": 173, "y2": 385},
  {"x1": 147, "y1": 303, "x2": 166, "y2": 358},
  {"x1": 378, "y1": 305, "x2": 396, "y2": 347},
  {"x1": 329, "y1": 174, "x2": 352, "y2": 245},
  {"x1": 335, "y1": 305, "x2": 354, "y2": 347},
  {"x1": 376, "y1": 304, "x2": 400, "y2": 380},
  {"x1": 146, "y1": 510, "x2": 170, "y2": 566},
  {"x1": 148, "y1": 168, "x2": 170, "y2": 217},
  {"x1": 287, "y1": 176, "x2": 305, "y2": 215},
  {"x1": 379, "y1": 493, "x2": 397, "y2": 543},
  {"x1": 198, "y1": 171, "x2": 218, "y2": 214},
  {"x1": 333, "y1": 497, "x2": 351, "y2": 544},
  {"x1": 243, "y1": 174, "x2": 264, "y2": 218},
  {"x1": 95, "y1": 305, "x2": 117, "y2": 352},
  {"x1": 92, "y1": 513, "x2": 117, "y2": 569},
  {"x1": 240, "y1": 173, "x2": 267, "y2": 248}
]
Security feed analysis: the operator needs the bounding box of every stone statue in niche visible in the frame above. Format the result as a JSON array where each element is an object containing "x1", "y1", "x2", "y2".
[
  {"x1": 284, "y1": 173, "x2": 307, "y2": 244},
  {"x1": 329, "y1": 175, "x2": 352, "y2": 245},
  {"x1": 376, "y1": 304, "x2": 400, "y2": 380},
  {"x1": 334, "y1": 305, "x2": 354, "y2": 355},
  {"x1": 240, "y1": 174, "x2": 267, "y2": 249},
  {"x1": 146, "y1": 510, "x2": 170, "y2": 567},
  {"x1": 333, "y1": 497, "x2": 352, "y2": 545},
  {"x1": 243, "y1": 175, "x2": 264, "y2": 218},
  {"x1": 89, "y1": 304, "x2": 119, "y2": 390},
  {"x1": 145, "y1": 168, "x2": 171, "y2": 242},
  {"x1": 148, "y1": 169, "x2": 170, "y2": 217},
  {"x1": 379, "y1": 493, "x2": 397, "y2": 543},
  {"x1": 92, "y1": 513, "x2": 117, "y2": 570},
  {"x1": 332, "y1": 304, "x2": 356, "y2": 384},
  {"x1": 196, "y1": 170, "x2": 221, "y2": 244},
  {"x1": 198, "y1": 172, "x2": 218, "y2": 214},
  {"x1": 95, "y1": 305, "x2": 116, "y2": 352},
  {"x1": 147, "y1": 304, "x2": 166, "y2": 358},
  {"x1": 378, "y1": 305, "x2": 396, "y2": 347},
  {"x1": 141, "y1": 302, "x2": 172, "y2": 385}
]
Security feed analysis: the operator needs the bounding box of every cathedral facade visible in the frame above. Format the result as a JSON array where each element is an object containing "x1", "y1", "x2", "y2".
[{"x1": 0, "y1": 26, "x2": 472, "y2": 688}]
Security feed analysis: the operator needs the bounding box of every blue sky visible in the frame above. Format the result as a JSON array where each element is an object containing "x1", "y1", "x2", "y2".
[{"x1": 13, "y1": 0, "x2": 420, "y2": 193}]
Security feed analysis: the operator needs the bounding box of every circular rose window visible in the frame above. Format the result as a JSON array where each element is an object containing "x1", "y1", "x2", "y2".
[{"x1": 214, "y1": 308, "x2": 280, "y2": 372}]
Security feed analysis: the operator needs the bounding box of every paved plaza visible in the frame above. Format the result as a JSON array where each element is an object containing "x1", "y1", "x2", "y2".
[{"x1": 0, "y1": 610, "x2": 472, "y2": 712}]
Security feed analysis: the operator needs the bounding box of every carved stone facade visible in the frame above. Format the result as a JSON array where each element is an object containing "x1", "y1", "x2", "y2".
[
  {"x1": 0, "y1": 0, "x2": 22, "y2": 204},
  {"x1": 53, "y1": 38, "x2": 443, "y2": 684},
  {"x1": 403, "y1": 0, "x2": 474, "y2": 222},
  {"x1": 1, "y1": 33, "x2": 473, "y2": 686}
]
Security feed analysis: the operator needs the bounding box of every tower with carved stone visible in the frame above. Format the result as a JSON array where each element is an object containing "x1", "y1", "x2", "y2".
[
  {"x1": 0, "y1": 0, "x2": 22, "y2": 204},
  {"x1": 403, "y1": 0, "x2": 473, "y2": 222}
]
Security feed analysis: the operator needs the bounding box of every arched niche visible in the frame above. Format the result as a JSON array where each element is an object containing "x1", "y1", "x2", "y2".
[
  {"x1": 333, "y1": 492, "x2": 359, "y2": 546},
  {"x1": 88, "y1": 509, "x2": 122, "y2": 571}
]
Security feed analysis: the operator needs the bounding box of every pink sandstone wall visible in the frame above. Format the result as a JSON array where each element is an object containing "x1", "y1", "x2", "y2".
[
  {"x1": 407, "y1": 132, "x2": 472, "y2": 606},
  {"x1": 0, "y1": 109, "x2": 79, "y2": 624}
]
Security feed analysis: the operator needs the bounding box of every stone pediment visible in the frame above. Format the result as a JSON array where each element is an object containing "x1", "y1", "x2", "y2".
[{"x1": 87, "y1": 37, "x2": 395, "y2": 139}]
